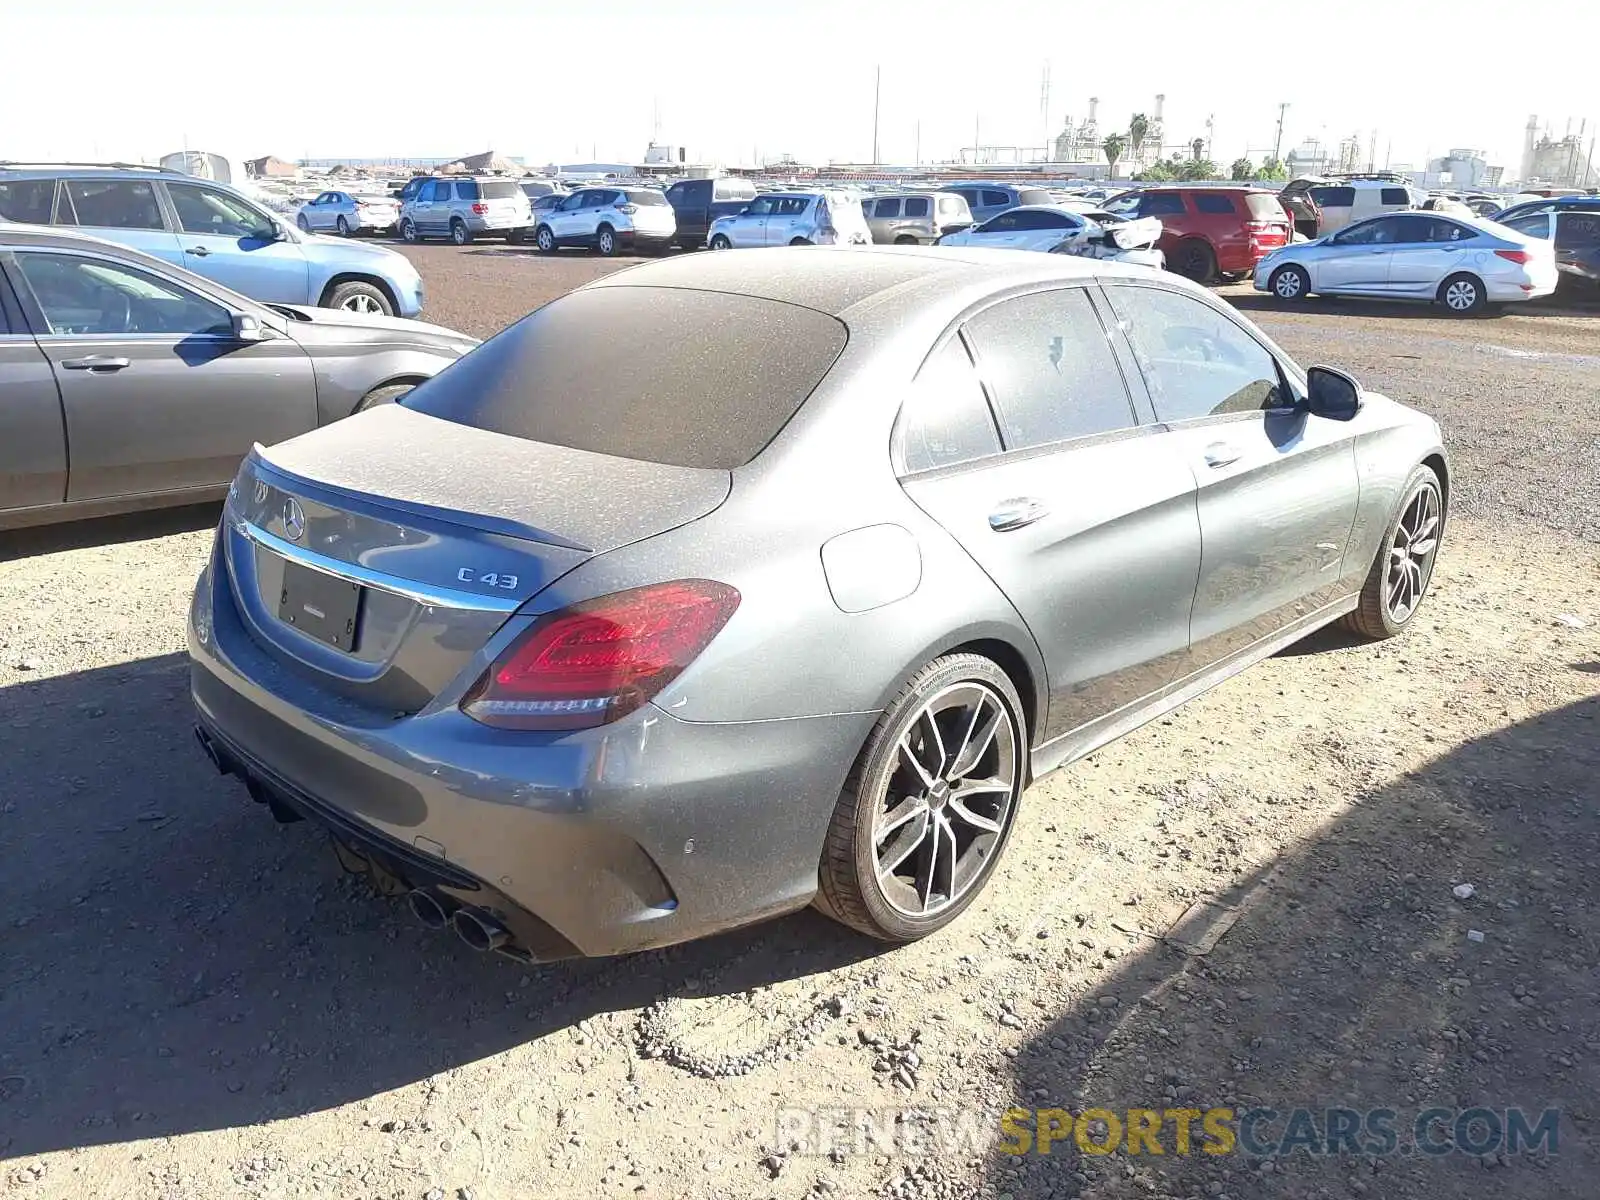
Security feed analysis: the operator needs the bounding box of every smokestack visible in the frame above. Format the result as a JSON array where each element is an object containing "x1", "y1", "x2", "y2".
[
  {"x1": 1154, "y1": 94, "x2": 1165, "y2": 122},
  {"x1": 1088, "y1": 96, "x2": 1099, "y2": 123},
  {"x1": 1521, "y1": 114, "x2": 1539, "y2": 183}
]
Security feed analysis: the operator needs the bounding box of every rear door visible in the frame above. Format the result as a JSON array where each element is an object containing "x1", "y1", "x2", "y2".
[
  {"x1": 1102, "y1": 281, "x2": 1359, "y2": 672},
  {"x1": 167, "y1": 181, "x2": 311, "y2": 306},
  {"x1": 8, "y1": 247, "x2": 316, "y2": 500},
  {"x1": 898, "y1": 287, "x2": 1202, "y2": 743},
  {"x1": 53, "y1": 177, "x2": 186, "y2": 267},
  {"x1": 1386, "y1": 214, "x2": 1472, "y2": 297},
  {"x1": 0, "y1": 260, "x2": 67, "y2": 513}
]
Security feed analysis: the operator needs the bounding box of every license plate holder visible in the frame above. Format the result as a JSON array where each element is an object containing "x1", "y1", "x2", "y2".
[{"x1": 278, "y1": 561, "x2": 363, "y2": 651}]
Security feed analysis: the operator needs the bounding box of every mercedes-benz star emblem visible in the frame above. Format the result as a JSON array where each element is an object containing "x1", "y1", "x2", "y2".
[{"x1": 284, "y1": 498, "x2": 306, "y2": 542}]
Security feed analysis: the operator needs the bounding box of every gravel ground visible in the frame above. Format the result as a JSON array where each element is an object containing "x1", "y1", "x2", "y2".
[{"x1": 2, "y1": 246, "x2": 1597, "y2": 1200}]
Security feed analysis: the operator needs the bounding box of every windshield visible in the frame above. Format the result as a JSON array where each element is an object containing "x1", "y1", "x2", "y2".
[{"x1": 403, "y1": 286, "x2": 847, "y2": 469}]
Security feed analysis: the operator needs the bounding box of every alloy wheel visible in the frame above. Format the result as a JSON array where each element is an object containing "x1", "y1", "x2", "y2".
[
  {"x1": 871, "y1": 682, "x2": 1018, "y2": 918},
  {"x1": 340, "y1": 293, "x2": 383, "y2": 315},
  {"x1": 1444, "y1": 279, "x2": 1478, "y2": 311},
  {"x1": 537, "y1": 227, "x2": 554, "y2": 252},
  {"x1": 598, "y1": 229, "x2": 615, "y2": 255},
  {"x1": 1385, "y1": 481, "x2": 1441, "y2": 623}
]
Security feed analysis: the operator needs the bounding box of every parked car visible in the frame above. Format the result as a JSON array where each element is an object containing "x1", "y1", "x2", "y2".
[
  {"x1": 296, "y1": 191, "x2": 400, "y2": 237},
  {"x1": 190, "y1": 246, "x2": 1448, "y2": 962},
  {"x1": 939, "y1": 183, "x2": 1055, "y2": 224},
  {"x1": 531, "y1": 186, "x2": 677, "y2": 255},
  {"x1": 1494, "y1": 196, "x2": 1600, "y2": 285},
  {"x1": 398, "y1": 177, "x2": 532, "y2": 245},
  {"x1": 863, "y1": 192, "x2": 974, "y2": 245},
  {"x1": 1254, "y1": 212, "x2": 1557, "y2": 313},
  {"x1": 1278, "y1": 177, "x2": 1328, "y2": 239},
  {"x1": 934, "y1": 205, "x2": 1162, "y2": 268},
  {"x1": 0, "y1": 164, "x2": 426, "y2": 317},
  {"x1": 707, "y1": 191, "x2": 871, "y2": 249},
  {"x1": 521, "y1": 192, "x2": 566, "y2": 240},
  {"x1": 664, "y1": 177, "x2": 758, "y2": 250},
  {"x1": 519, "y1": 179, "x2": 566, "y2": 200},
  {"x1": 1419, "y1": 196, "x2": 1474, "y2": 220},
  {"x1": 0, "y1": 226, "x2": 475, "y2": 530},
  {"x1": 1301, "y1": 179, "x2": 1424, "y2": 234},
  {"x1": 1102, "y1": 185, "x2": 1292, "y2": 282},
  {"x1": 392, "y1": 175, "x2": 436, "y2": 205}
]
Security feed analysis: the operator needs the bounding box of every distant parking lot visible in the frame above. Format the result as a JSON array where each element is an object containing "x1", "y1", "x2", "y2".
[{"x1": 2, "y1": 243, "x2": 1596, "y2": 1200}]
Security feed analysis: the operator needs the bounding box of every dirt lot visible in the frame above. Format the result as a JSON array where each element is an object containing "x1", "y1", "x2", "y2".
[{"x1": 2, "y1": 246, "x2": 1597, "y2": 1200}]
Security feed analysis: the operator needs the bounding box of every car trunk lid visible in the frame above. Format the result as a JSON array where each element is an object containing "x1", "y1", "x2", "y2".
[{"x1": 222, "y1": 405, "x2": 731, "y2": 712}]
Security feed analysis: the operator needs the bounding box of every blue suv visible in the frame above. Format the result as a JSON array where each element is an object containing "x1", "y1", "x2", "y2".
[
  {"x1": 0, "y1": 164, "x2": 425, "y2": 317},
  {"x1": 1493, "y1": 195, "x2": 1600, "y2": 287}
]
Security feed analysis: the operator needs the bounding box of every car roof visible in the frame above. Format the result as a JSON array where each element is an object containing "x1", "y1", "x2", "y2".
[
  {"x1": 586, "y1": 244, "x2": 1162, "y2": 320},
  {"x1": 987, "y1": 204, "x2": 1093, "y2": 218}
]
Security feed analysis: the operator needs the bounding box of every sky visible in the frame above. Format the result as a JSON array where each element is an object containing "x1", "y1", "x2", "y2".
[{"x1": 7, "y1": 0, "x2": 1597, "y2": 174}]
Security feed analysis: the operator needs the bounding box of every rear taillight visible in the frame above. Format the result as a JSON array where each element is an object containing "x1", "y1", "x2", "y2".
[
  {"x1": 616, "y1": 203, "x2": 638, "y2": 214},
  {"x1": 1495, "y1": 249, "x2": 1532, "y2": 264},
  {"x1": 462, "y1": 580, "x2": 740, "y2": 730},
  {"x1": 471, "y1": 202, "x2": 488, "y2": 214}
]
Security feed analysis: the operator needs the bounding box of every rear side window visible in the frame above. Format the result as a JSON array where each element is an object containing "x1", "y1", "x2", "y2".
[
  {"x1": 1556, "y1": 211, "x2": 1600, "y2": 249},
  {"x1": 480, "y1": 181, "x2": 520, "y2": 199},
  {"x1": 454, "y1": 181, "x2": 480, "y2": 201},
  {"x1": 0, "y1": 179, "x2": 54, "y2": 223},
  {"x1": 1381, "y1": 187, "x2": 1411, "y2": 205},
  {"x1": 626, "y1": 190, "x2": 669, "y2": 206},
  {"x1": 896, "y1": 338, "x2": 1002, "y2": 473},
  {"x1": 1017, "y1": 188, "x2": 1053, "y2": 206},
  {"x1": 964, "y1": 288, "x2": 1136, "y2": 450},
  {"x1": 59, "y1": 180, "x2": 165, "y2": 230},
  {"x1": 937, "y1": 195, "x2": 965, "y2": 214},
  {"x1": 1193, "y1": 193, "x2": 1237, "y2": 214},
  {"x1": 1106, "y1": 285, "x2": 1283, "y2": 422},
  {"x1": 1140, "y1": 192, "x2": 1187, "y2": 216},
  {"x1": 1310, "y1": 185, "x2": 1355, "y2": 208},
  {"x1": 904, "y1": 196, "x2": 930, "y2": 218},
  {"x1": 403, "y1": 287, "x2": 847, "y2": 469},
  {"x1": 982, "y1": 190, "x2": 1011, "y2": 207}
]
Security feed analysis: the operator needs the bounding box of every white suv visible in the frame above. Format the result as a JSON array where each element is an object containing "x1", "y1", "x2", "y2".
[
  {"x1": 531, "y1": 186, "x2": 677, "y2": 256},
  {"x1": 706, "y1": 191, "x2": 873, "y2": 249}
]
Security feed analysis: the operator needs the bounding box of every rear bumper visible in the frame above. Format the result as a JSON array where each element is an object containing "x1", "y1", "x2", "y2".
[
  {"x1": 620, "y1": 229, "x2": 677, "y2": 247},
  {"x1": 187, "y1": 559, "x2": 872, "y2": 959}
]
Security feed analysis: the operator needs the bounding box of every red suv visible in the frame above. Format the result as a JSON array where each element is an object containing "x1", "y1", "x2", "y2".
[{"x1": 1103, "y1": 186, "x2": 1291, "y2": 283}]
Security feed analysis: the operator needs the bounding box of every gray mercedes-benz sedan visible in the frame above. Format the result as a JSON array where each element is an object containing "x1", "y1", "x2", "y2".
[
  {"x1": 189, "y1": 247, "x2": 1448, "y2": 962},
  {"x1": 0, "y1": 226, "x2": 477, "y2": 530}
]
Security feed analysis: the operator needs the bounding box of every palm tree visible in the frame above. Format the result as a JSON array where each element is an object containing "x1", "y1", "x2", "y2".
[
  {"x1": 1128, "y1": 113, "x2": 1149, "y2": 164},
  {"x1": 1229, "y1": 157, "x2": 1255, "y2": 181},
  {"x1": 1190, "y1": 137, "x2": 1205, "y2": 161},
  {"x1": 1102, "y1": 133, "x2": 1127, "y2": 178}
]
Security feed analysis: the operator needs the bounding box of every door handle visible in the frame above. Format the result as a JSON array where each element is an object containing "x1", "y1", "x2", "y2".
[
  {"x1": 988, "y1": 497, "x2": 1049, "y2": 532},
  {"x1": 186, "y1": 246, "x2": 211, "y2": 257},
  {"x1": 61, "y1": 356, "x2": 131, "y2": 372},
  {"x1": 1202, "y1": 442, "x2": 1242, "y2": 468}
]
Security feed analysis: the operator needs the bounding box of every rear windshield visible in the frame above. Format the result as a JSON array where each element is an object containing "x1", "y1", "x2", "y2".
[
  {"x1": 480, "y1": 181, "x2": 520, "y2": 199},
  {"x1": 1245, "y1": 193, "x2": 1288, "y2": 220},
  {"x1": 625, "y1": 189, "x2": 670, "y2": 206},
  {"x1": 1017, "y1": 188, "x2": 1054, "y2": 206},
  {"x1": 404, "y1": 287, "x2": 847, "y2": 469}
]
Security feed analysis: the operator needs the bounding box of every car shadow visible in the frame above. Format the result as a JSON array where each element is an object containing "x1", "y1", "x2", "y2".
[
  {"x1": 0, "y1": 654, "x2": 886, "y2": 1159},
  {"x1": 0, "y1": 503, "x2": 220, "y2": 562},
  {"x1": 981, "y1": 693, "x2": 1599, "y2": 1198}
]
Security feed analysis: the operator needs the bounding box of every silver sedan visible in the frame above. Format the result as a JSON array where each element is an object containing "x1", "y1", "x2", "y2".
[
  {"x1": 191, "y1": 248, "x2": 1448, "y2": 962},
  {"x1": 295, "y1": 190, "x2": 401, "y2": 237},
  {"x1": 1255, "y1": 212, "x2": 1558, "y2": 313}
]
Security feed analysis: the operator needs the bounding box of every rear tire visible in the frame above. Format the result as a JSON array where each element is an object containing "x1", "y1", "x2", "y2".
[
  {"x1": 595, "y1": 224, "x2": 618, "y2": 256},
  {"x1": 296, "y1": 214, "x2": 311, "y2": 233},
  {"x1": 1172, "y1": 238, "x2": 1218, "y2": 284},
  {"x1": 450, "y1": 219, "x2": 472, "y2": 246},
  {"x1": 1340, "y1": 464, "x2": 1444, "y2": 640},
  {"x1": 815, "y1": 654, "x2": 1026, "y2": 942},
  {"x1": 1270, "y1": 264, "x2": 1310, "y2": 301},
  {"x1": 336, "y1": 215, "x2": 351, "y2": 237},
  {"x1": 894, "y1": 235, "x2": 919, "y2": 245},
  {"x1": 1437, "y1": 272, "x2": 1486, "y2": 315}
]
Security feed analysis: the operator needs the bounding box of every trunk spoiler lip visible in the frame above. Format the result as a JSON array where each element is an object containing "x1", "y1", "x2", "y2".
[{"x1": 247, "y1": 446, "x2": 593, "y2": 552}]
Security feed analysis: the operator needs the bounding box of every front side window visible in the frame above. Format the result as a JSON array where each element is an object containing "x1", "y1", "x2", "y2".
[
  {"x1": 558, "y1": 192, "x2": 586, "y2": 211},
  {"x1": 1140, "y1": 192, "x2": 1188, "y2": 216},
  {"x1": 904, "y1": 196, "x2": 930, "y2": 218},
  {"x1": 745, "y1": 196, "x2": 778, "y2": 216},
  {"x1": 1333, "y1": 218, "x2": 1399, "y2": 245},
  {"x1": 1106, "y1": 285, "x2": 1283, "y2": 422},
  {"x1": 896, "y1": 337, "x2": 1002, "y2": 473},
  {"x1": 979, "y1": 212, "x2": 1020, "y2": 233},
  {"x1": 873, "y1": 198, "x2": 901, "y2": 219},
  {"x1": 0, "y1": 179, "x2": 54, "y2": 223},
  {"x1": 168, "y1": 184, "x2": 276, "y2": 239},
  {"x1": 964, "y1": 288, "x2": 1136, "y2": 450},
  {"x1": 60, "y1": 179, "x2": 165, "y2": 230},
  {"x1": 14, "y1": 252, "x2": 232, "y2": 337}
]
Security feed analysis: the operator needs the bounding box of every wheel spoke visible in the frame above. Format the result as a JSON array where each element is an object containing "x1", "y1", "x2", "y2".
[
  {"x1": 948, "y1": 699, "x2": 1000, "y2": 780},
  {"x1": 919, "y1": 708, "x2": 948, "y2": 777},
  {"x1": 898, "y1": 736, "x2": 936, "y2": 791},
  {"x1": 948, "y1": 794, "x2": 1003, "y2": 834},
  {"x1": 877, "y1": 794, "x2": 928, "y2": 841},
  {"x1": 877, "y1": 808, "x2": 931, "y2": 879},
  {"x1": 915, "y1": 814, "x2": 942, "y2": 909}
]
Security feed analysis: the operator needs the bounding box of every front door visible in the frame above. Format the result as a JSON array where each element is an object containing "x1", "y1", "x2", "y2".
[
  {"x1": 546, "y1": 190, "x2": 587, "y2": 242},
  {"x1": 898, "y1": 287, "x2": 1202, "y2": 745},
  {"x1": 0, "y1": 276, "x2": 66, "y2": 512},
  {"x1": 9, "y1": 248, "x2": 317, "y2": 501},
  {"x1": 1102, "y1": 281, "x2": 1360, "y2": 673},
  {"x1": 166, "y1": 181, "x2": 311, "y2": 306},
  {"x1": 730, "y1": 195, "x2": 776, "y2": 246},
  {"x1": 1318, "y1": 216, "x2": 1401, "y2": 292}
]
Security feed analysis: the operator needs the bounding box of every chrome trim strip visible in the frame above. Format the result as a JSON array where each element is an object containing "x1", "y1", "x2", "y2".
[{"x1": 236, "y1": 520, "x2": 522, "y2": 613}]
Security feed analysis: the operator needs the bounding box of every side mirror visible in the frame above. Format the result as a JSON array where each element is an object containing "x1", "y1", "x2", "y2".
[
  {"x1": 1304, "y1": 365, "x2": 1362, "y2": 420},
  {"x1": 232, "y1": 313, "x2": 274, "y2": 342}
]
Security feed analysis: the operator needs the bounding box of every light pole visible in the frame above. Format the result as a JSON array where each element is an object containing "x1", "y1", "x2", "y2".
[
  {"x1": 1272, "y1": 102, "x2": 1289, "y2": 164},
  {"x1": 872, "y1": 66, "x2": 881, "y2": 165}
]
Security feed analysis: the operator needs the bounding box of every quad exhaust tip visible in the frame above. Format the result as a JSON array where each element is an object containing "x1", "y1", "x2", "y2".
[{"x1": 452, "y1": 907, "x2": 511, "y2": 952}]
